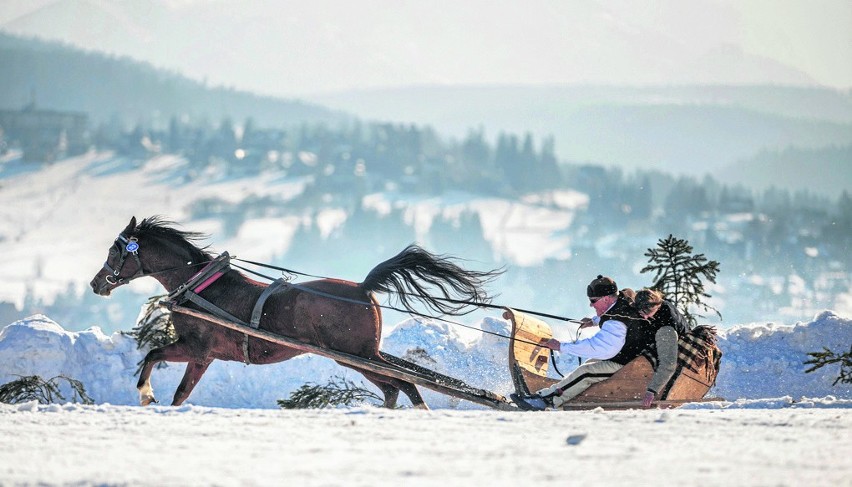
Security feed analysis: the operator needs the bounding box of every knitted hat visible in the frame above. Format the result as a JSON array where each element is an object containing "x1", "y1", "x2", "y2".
[{"x1": 587, "y1": 275, "x2": 618, "y2": 298}]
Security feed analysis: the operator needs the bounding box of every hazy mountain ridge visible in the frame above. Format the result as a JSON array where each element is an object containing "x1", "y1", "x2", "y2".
[
  {"x1": 313, "y1": 85, "x2": 852, "y2": 181},
  {"x1": 718, "y1": 145, "x2": 852, "y2": 197},
  {"x1": 0, "y1": 33, "x2": 345, "y2": 127},
  {"x1": 315, "y1": 84, "x2": 852, "y2": 124}
]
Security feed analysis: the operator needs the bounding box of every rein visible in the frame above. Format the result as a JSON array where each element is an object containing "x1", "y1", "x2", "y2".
[
  {"x1": 233, "y1": 257, "x2": 613, "y2": 377},
  {"x1": 230, "y1": 259, "x2": 583, "y2": 350},
  {"x1": 232, "y1": 257, "x2": 585, "y2": 324},
  {"x1": 229, "y1": 261, "x2": 517, "y2": 342},
  {"x1": 104, "y1": 236, "x2": 587, "y2": 352}
]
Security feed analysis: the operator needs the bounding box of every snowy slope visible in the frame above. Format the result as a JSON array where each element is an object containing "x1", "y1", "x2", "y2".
[{"x1": 0, "y1": 152, "x2": 586, "y2": 311}]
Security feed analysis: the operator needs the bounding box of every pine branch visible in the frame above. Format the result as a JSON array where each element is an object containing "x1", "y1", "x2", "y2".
[
  {"x1": 129, "y1": 294, "x2": 177, "y2": 375},
  {"x1": 0, "y1": 375, "x2": 94, "y2": 405},
  {"x1": 804, "y1": 346, "x2": 852, "y2": 385},
  {"x1": 131, "y1": 294, "x2": 177, "y2": 351},
  {"x1": 277, "y1": 376, "x2": 383, "y2": 409}
]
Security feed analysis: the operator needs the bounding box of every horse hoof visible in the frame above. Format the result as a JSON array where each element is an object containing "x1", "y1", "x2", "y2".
[{"x1": 140, "y1": 396, "x2": 158, "y2": 406}]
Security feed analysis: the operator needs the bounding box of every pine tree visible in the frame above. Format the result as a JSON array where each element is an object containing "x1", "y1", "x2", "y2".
[
  {"x1": 641, "y1": 235, "x2": 721, "y2": 327},
  {"x1": 538, "y1": 135, "x2": 561, "y2": 188}
]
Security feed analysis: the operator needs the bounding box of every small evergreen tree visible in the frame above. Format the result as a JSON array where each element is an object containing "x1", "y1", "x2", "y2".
[
  {"x1": 804, "y1": 346, "x2": 852, "y2": 385},
  {"x1": 641, "y1": 234, "x2": 721, "y2": 327}
]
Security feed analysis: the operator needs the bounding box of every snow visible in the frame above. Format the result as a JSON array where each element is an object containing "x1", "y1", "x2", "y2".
[
  {"x1": 1, "y1": 310, "x2": 851, "y2": 484},
  {"x1": 1, "y1": 404, "x2": 849, "y2": 486}
]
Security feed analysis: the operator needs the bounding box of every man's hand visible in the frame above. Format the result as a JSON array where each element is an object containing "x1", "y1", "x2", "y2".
[
  {"x1": 642, "y1": 391, "x2": 655, "y2": 408},
  {"x1": 578, "y1": 317, "x2": 597, "y2": 329},
  {"x1": 540, "y1": 338, "x2": 561, "y2": 351}
]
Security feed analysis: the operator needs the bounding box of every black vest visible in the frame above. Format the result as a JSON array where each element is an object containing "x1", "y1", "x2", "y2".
[
  {"x1": 652, "y1": 301, "x2": 689, "y2": 336},
  {"x1": 603, "y1": 297, "x2": 655, "y2": 365}
]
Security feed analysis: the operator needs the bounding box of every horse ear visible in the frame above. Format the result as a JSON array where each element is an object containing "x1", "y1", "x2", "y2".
[{"x1": 123, "y1": 216, "x2": 137, "y2": 234}]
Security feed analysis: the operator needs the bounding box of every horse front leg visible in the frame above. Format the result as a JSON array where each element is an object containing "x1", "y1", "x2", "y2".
[
  {"x1": 136, "y1": 340, "x2": 193, "y2": 406},
  {"x1": 171, "y1": 360, "x2": 212, "y2": 406}
]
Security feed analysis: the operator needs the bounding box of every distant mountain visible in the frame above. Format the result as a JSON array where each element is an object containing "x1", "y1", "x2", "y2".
[
  {"x1": 311, "y1": 85, "x2": 852, "y2": 178},
  {"x1": 0, "y1": 33, "x2": 346, "y2": 127},
  {"x1": 0, "y1": 1, "x2": 829, "y2": 95},
  {"x1": 717, "y1": 145, "x2": 852, "y2": 198}
]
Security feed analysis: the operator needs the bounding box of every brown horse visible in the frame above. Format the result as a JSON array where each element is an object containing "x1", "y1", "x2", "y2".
[{"x1": 90, "y1": 216, "x2": 500, "y2": 409}]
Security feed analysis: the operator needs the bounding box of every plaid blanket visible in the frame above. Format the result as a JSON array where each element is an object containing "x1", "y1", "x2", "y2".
[{"x1": 642, "y1": 325, "x2": 722, "y2": 384}]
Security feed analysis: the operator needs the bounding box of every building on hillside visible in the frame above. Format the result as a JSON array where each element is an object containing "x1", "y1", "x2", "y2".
[{"x1": 0, "y1": 103, "x2": 89, "y2": 162}]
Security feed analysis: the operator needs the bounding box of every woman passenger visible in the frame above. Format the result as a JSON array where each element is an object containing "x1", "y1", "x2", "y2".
[{"x1": 633, "y1": 289, "x2": 688, "y2": 407}]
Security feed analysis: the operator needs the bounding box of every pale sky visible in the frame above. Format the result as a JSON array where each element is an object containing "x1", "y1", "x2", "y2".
[{"x1": 0, "y1": 0, "x2": 850, "y2": 96}]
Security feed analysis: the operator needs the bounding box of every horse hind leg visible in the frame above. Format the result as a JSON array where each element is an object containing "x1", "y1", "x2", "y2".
[
  {"x1": 362, "y1": 371, "x2": 429, "y2": 410},
  {"x1": 355, "y1": 370, "x2": 400, "y2": 408},
  {"x1": 394, "y1": 379, "x2": 429, "y2": 410},
  {"x1": 375, "y1": 380, "x2": 401, "y2": 409}
]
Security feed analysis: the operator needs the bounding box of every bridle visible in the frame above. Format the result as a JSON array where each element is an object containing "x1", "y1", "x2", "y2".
[
  {"x1": 102, "y1": 234, "x2": 145, "y2": 285},
  {"x1": 101, "y1": 233, "x2": 212, "y2": 287}
]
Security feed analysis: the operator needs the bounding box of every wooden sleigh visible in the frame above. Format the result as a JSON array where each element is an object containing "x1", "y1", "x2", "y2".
[{"x1": 504, "y1": 308, "x2": 721, "y2": 410}]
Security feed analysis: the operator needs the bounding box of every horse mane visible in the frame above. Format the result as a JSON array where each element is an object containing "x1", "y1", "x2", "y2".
[{"x1": 133, "y1": 216, "x2": 213, "y2": 263}]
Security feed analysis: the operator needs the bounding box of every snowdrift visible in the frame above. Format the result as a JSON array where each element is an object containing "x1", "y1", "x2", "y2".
[{"x1": 0, "y1": 311, "x2": 849, "y2": 409}]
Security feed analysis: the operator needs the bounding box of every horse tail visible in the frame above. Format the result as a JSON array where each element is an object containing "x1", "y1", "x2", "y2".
[{"x1": 359, "y1": 244, "x2": 503, "y2": 316}]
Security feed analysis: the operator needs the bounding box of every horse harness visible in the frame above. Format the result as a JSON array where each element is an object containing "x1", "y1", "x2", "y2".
[
  {"x1": 104, "y1": 234, "x2": 290, "y2": 364},
  {"x1": 163, "y1": 253, "x2": 294, "y2": 365}
]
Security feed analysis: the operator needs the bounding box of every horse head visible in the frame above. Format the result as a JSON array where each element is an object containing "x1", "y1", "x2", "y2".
[{"x1": 89, "y1": 216, "x2": 211, "y2": 296}]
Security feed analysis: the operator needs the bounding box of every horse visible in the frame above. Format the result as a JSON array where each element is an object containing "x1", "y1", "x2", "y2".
[{"x1": 89, "y1": 216, "x2": 501, "y2": 409}]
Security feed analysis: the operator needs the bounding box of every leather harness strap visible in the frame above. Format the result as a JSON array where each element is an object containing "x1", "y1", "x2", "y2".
[
  {"x1": 250, "y1": 278, "x2": 289, "y2": 328},
  {"x1": 165, "y1": 252, "x2": 293, "y2": 365},
  {"x1": 241, "y1": 278, "x2": 290, "y2": 364}
]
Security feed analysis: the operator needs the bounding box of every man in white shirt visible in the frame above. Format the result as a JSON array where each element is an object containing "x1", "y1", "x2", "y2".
[{"x1": 511, "y1": 275, "x2": 650, "y2": 411}]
